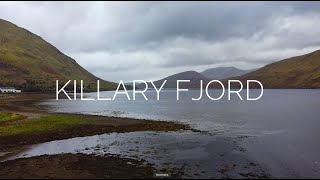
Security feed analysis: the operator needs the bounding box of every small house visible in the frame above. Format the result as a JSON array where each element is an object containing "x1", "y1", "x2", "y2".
[{"x1": 0, "y1": 87, "x2": 21, "y2": 93}]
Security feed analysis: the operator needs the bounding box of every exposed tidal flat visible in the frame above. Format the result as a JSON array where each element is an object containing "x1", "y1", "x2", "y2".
[{"x1": 1, "y1": 89, "x2": 320, "y2": 178}]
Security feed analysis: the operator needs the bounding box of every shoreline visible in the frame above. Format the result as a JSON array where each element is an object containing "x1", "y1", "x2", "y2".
[
  {"x1": 0, "y1": 93, "x2": 193, "y2": 178},
  {"x1": 0, "y1": 93, "x2": 193, "y2": 149}
]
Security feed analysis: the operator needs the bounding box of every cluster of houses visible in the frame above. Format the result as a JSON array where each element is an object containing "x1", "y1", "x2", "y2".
[{"x1": 0, "y1": 87, "x2": 21, "y2": 93}]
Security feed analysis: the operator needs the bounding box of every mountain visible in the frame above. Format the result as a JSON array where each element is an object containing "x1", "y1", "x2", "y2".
[
  {"x1": 137, "y1": 67, "x2": 256, "y2": 89},
  {"x1": 201, "y1": 66, "x2": 254, "y2": 80},
  {"x1": 0, "y1": 19, "x2": 117, "y2": 92},
  {"x1": 143, "y1": 71, "x2": 210, "y2": 89},
  {"x1": 234, "y1": 50, "x2": 320, "y2": 88},
  {"x1": 145, "y1": 49, "x2": 320, "y2": 89}
]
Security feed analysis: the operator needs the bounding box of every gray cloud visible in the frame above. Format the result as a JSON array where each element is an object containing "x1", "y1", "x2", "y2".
[{"x1": 0, "y1": 2, "x2": 320, "y2": 82}]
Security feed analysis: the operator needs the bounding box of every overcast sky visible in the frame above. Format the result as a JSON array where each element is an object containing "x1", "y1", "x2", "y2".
[{"x1": 1, "y1": 1, "x2": 320, "y2": 82}]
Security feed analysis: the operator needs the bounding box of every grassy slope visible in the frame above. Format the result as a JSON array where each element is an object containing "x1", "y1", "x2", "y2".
[
  {"x1": 0, "y1": 112, "x2": 25, "y2": 123},
  {"x1": 235, "y1": 50, "x2": 320, "y2": 88},
  {"x1": 0, "y1": 19, "x2": 117, "y2": 92}
]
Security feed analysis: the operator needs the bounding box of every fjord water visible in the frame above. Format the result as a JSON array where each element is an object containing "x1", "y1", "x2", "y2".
[
  {"x1": 17, "y1": 90, "x2": 320, "y2": 178},
  {"x1": 49, "y1": 89, "x2": 320, "y2": 136}
]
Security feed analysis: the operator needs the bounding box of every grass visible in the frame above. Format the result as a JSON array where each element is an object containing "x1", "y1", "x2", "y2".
[
  {"x1": 0, "y1": 112, "x2": 192, "y2": 138},
  {"x1": 0, "y1": 112, "x2": 25, "y2": 123},
  {"x1": 0, "y1": 114, "x2": 85, "y2": 136},
  {"x1": 238, "y1": 49, "x2": 320, "y2": 88}
]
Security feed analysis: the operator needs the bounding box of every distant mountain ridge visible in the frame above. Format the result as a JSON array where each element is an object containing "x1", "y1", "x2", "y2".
[
  {"x1": 146, "y1": 71, "x2": 210, "y2": 89},
  {"x1": 135, "y1": 50, "x2": 320, "y2": 89},
  {"x1": 201, "y1": 66, "x2": 255, "y2": 80},
  {"x1": 0, "y1": 19, "x2": 117, "y2": 92},
  {"x1": 134, "y1": 67, "x2": 254, "y2": 89}
]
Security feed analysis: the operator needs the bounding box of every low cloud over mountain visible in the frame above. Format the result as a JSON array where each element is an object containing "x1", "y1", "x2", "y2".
[{"x1": 1, "y1": 2, "x2": 320, "y2": 82}]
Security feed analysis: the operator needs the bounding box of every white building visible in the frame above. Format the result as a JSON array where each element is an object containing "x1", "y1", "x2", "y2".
[{"x1": 0, "y1": 87, "x2": 21, "y2": 93}]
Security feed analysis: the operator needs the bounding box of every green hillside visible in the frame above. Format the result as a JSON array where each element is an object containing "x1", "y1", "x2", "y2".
[
  {"x1": 0, "y1": 19, "x2": 117, "y2": 92},
  {"x1": 236, "y1": 50, "x2": 320, "y2": 88}
]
